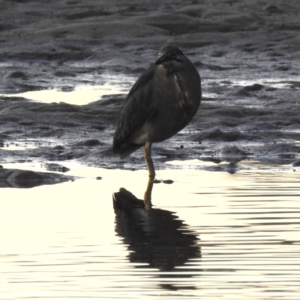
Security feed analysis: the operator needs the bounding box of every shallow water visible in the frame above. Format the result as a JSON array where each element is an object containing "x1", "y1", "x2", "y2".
[
  {"x1": 1, "y1": 163, "x2": 300, "y2": 299},
  {"x1": 5, "y1": 84, "x2": 126, "y2": 105},
  {"x1": 2, "y1": 67, "x2": 299, "y2": 106},
  {"x1": 0, "y1": 71, "x2": 134, "y2": 105},
  {"x1": 1, "y1": 83, "x2": 127, "y2": 106}
]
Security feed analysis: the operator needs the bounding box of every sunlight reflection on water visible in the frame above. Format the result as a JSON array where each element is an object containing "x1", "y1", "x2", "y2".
[
  {"x1": 0, "y1": 72, "x2": 135, "y2": 105},
  {"x1": 0, "y1": 163, "x2": 300, "y2": 299},
  {"x1": 4, "y1": 72, "x2": 298, "y2": 106},
  {"x1": 4, "y1": 84, "x2": 126, "y2": 105}
]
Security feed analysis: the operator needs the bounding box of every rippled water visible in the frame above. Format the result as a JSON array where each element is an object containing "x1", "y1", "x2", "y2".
[{"x1": 1, "y1": 164, "x2": 300, "y2": 299}]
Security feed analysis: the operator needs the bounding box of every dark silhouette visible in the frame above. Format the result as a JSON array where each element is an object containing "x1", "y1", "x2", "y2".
[
  {"x1": 113, "y1": 185, "x2": 201, "y2": 290},
  {"x1": 113, "y1": 45, "x2": 201, "y2": 178}
]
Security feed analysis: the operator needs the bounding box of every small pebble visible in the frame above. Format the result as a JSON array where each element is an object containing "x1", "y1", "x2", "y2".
[
  {"x1": 163, "y1": 179, "x2": 174, "y2": 184},
  {"x1": 53, "y1": 145, "x2": 65, "y2": 150}
]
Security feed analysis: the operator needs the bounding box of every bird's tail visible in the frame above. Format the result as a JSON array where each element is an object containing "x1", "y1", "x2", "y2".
[{"x1": 113, "y1": 141, "x2": 143, "y2": 158}]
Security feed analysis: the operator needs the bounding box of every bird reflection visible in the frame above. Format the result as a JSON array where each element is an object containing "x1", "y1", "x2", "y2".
[{"x1": 113, "y1": 179, "x2": 201, "y2": 290}]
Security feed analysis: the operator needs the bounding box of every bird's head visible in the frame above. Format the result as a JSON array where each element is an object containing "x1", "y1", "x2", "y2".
[{"x1": 155, "y1": 45, "x2": 184, "y2": 65}]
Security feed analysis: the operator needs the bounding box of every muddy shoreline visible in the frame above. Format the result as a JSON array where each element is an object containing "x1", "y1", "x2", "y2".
[{"x1": 1, "y1": 0, "x2": 300, "y2": 184}]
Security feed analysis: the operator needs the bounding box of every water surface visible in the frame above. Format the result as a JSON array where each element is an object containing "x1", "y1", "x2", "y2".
[{"x1": 1, "y1": 164, "x2": 300, "y2": 299}]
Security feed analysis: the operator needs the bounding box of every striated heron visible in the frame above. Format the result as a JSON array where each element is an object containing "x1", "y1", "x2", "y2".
[{"x1": 113, "y1": 45, "x2": 201, "y2": 178}]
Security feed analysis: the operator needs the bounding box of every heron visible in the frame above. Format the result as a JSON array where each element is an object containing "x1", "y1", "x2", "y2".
[{"x1": 113, "y1": 45, "x2": 201, "y2": 179}]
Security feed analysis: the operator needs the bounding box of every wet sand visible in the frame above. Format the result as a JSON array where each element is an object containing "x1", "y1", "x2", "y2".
[{"x1": 0, "y1": 0, "x2": 300, "y2": 182}]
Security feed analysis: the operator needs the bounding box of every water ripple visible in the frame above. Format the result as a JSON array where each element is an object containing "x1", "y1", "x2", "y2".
[{"x1": 1, "y1": 169, "x2": 300, "y2": 299}]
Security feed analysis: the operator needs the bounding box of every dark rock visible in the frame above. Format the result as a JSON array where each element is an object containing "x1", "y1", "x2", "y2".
[
  {"x1": 0, "y1": 168, "x2": 74, "y2": 188},
  {"x1": 8, "y1": 170, "x2": 43, "y2": 187},
  {"x1": 274, "y1": 65, "x2": 290, "y2": 71},
  {"x1": 43, "y1": 163, "x2": 70, "y2": 173},
  {"x1": 6, "y1": 71, "x2": 27, "y2": 79},
  {"x1": 243, "y1": 84, "x2": 264, "y2": 92},
  {"x1": 235, "y1": 88, "x2": 253, "y2": 97},
  {"x1": 264, "y1": 5, "x2": 284, "y2": 14},
  {"x1": 53, "y1": 145, "x2": 65, "y2": 150},
  {"x1": 76, "y1": 139, "x2": 102, "y2": 147},
  {"x1": 163, "y1": 179, "x2": 174, "y2": 184}
]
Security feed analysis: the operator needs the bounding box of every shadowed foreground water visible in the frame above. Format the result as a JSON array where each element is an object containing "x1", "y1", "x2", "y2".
[{"x1": 1, "y1": 164, "x2": 300, "y2": 299}]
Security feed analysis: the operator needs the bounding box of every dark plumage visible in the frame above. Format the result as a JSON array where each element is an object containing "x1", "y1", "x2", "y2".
[{"x1": 113, "y1": 45, "x2": 201, "y2": 177}]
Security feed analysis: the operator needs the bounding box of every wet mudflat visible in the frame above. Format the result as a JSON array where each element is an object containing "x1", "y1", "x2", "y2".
[
  {"x1": 1, "y1": 164, "x2": 300, "y2": 299},
  {"x1": 1, "y1": 0, "x2": 300, "y2": 171}
]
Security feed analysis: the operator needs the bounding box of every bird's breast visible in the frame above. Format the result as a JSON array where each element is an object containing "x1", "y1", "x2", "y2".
[
  {"x1": 154, "y1": 67, "x2": 191, "y2": 116},
  {"x1": 155, "y1": 66, "x2": 182, "y2": 101}
]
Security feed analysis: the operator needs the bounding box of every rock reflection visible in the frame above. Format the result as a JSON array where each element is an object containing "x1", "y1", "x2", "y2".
[{"x1": 113, "y1": 181, "x2": 201, "y2": 290}]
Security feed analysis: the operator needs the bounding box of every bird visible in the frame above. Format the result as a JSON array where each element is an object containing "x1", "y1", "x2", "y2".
[{"x1": 113, "y1": 45, "x2": 201, "y2": 178}]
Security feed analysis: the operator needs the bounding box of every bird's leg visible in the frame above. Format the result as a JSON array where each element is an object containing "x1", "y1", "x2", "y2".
[
  {"x1": 144, "y1": 177, "x2": 154, "y2": 209},
  {"x1": 143, "y1": 142, "x2": 156, "y2": 179},
  {"x1": 143, "y1": 142, "x2": 155, "y2": 209}
]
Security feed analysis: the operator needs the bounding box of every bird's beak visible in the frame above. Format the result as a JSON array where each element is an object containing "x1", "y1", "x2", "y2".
[{"x1": 155, "y1": 53, "x2": 173, "y2": 65}]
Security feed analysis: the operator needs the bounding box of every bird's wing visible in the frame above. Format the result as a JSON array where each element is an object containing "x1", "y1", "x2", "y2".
[{"x1": 113, "y1": 64, "x2": 156, "y2": 153}]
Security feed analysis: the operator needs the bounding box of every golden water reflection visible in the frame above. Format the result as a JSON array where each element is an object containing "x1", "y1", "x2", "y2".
[{"x1": 0, "y1": 165, "x2": 300, "y2": 299}]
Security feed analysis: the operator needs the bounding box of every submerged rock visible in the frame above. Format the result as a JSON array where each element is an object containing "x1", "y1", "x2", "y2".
[{"x1": 0, "y1": 168, "x2": 74, "y2": 188}]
